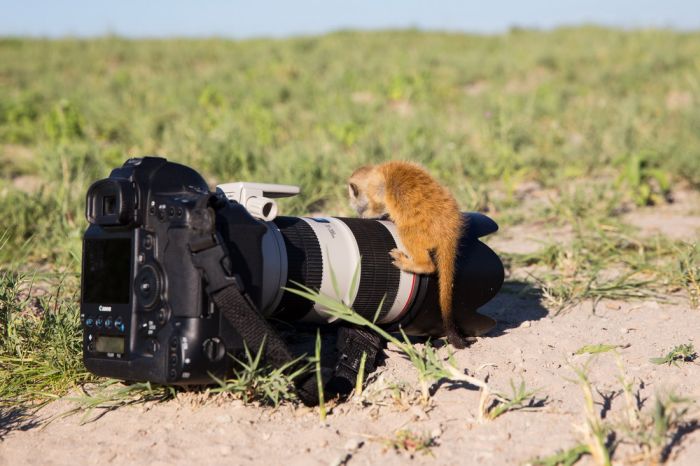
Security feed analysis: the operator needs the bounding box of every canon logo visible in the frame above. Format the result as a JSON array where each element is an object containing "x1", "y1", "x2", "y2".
[{"x1": 98, "y1": 305, "x2": 112, "y2": 312}]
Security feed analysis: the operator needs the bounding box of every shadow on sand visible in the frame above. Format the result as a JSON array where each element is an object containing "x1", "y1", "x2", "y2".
[
  {"x1": 0, "y1": 405, "x2": 40, "y2": 441},
  {"x1": 477, "y1": 279, "x2": 549, "y2": 338}
]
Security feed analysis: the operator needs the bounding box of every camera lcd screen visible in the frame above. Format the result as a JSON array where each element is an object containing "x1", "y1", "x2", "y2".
[
  {"x1": 95, "y1": 336, "x2": 125, "y2": 354},
  {"x1": 83, "y1": 238, "x2": 131, "y2": 304}
]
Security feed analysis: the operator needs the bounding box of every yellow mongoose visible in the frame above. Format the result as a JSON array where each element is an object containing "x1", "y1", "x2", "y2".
[{"x1": 348, "y1": 161, "x2": 466, "y2": 348}]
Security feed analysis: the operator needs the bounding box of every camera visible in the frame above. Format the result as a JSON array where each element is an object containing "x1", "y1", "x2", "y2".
[{"x1": 81, "y1": 157, "x2": 504, "y2": 385}]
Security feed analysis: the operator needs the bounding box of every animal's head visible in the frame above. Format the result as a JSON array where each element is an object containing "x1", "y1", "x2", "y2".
[{"x1": 348, "y1": 165, "x2": 387, "y2": 219}]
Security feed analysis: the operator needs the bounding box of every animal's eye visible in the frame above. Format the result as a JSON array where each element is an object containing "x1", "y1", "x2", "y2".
[{"x1": 349, "y1": 183, "x2": 359, "y2": 197}]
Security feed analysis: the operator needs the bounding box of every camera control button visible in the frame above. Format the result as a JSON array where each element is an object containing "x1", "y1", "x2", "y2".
[
  {"x1": 95, "y1": 317, "x2": 104, "y2": 328},
  {"x1": 85, "y1": 316, "x2": 95, "y2": 327},
  {"x1": 156, "y1": 307, "x2": 169, "y2": 325},
  {"x1": 104, "y1": 318, "x2": 113, "y2": 329},
  {"x1": 114, "y1": 317, "x2": 125, "y2": 332},
  {"x1": 143, "y1": 235, "x2": 153, "y2": 250},
  {"x1": 135, "y1": 265, "x2": 160, "y2": 309},
  {"x1": 202, "y1": 338, "x2": 225, "y2": 362},
  {"x1": 146, "y1": 338, "x2": 160, "y2": 355}
]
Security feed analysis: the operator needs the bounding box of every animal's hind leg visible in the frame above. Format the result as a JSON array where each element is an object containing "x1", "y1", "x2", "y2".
[{"x1": 389, "y1": 247, "x2": 436, "y2": 274}]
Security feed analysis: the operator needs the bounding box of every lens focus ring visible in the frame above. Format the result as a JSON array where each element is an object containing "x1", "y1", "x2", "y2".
[{"x1": 336, "y1": 218, "x2": 400, "y2": 322}]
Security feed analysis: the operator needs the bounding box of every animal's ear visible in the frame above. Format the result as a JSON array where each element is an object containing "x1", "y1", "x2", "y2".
[{"x1": 349, "y1": 182, "x2": 359, "y2": 198}]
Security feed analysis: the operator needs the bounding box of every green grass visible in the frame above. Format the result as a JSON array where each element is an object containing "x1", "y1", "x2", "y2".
[
  {"x1": 529, "y1": 444, "x2": 590, "y2": 466},
  {"x1": 0, "y1": 268, "x2": 92, "y2": 406},
  {"x1": 1, "y1": 28, "x2": 700, "y2": 407},
  {"x1": 574, "y1": 344, "x2": 627, "y2": 355},
  {"x1": 209, "y1": 338, "x2": 311, "y2": 406},
  {"x1": 649, "y1": 343, "x2": 697, "y2": 366},
  {"x1": 483, "y1": 379, "x2": 543, "y2": 421},
  {"x1": 534, "y1": 354, "x2": 697, "y2": 466},
  {"x1": 505, "y1": 217, "x2": 698, "y2": 312},
  {"x1": 57, "y1": 380, "x2": 176, "y2": 425},
  {"x1": 2, "y1": 28, "x2": 700, "y2": 262}
]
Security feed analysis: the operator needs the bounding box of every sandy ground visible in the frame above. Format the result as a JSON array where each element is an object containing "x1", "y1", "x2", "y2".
[{"x1": 2, "y1": 196, "x2": 699, "y2": 466}]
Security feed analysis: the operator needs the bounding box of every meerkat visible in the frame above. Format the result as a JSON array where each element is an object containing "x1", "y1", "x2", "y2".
[{"x1": 348, "y1": 161, "x2": 467, "y2": 348}]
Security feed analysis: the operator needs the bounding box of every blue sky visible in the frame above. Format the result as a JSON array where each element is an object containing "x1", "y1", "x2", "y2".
[{"x1": 2, "y1": 0, "x2": 699, "y2": 38}]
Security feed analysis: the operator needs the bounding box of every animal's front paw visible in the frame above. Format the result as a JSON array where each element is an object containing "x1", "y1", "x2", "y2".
[
  {"x1": 389, "y1": 248, "x2": 408, "y2": 261},
  {"x1": 389, "y1": 248, "x2": 410, "y2": 270}
]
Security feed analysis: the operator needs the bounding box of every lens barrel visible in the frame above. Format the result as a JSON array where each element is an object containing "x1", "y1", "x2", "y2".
[{"x1": 268, "y1": 213, "x2": 503, "y2": 337}]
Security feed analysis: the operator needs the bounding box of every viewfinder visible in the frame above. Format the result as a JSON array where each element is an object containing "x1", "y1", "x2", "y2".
[{"x1": 103, "y1": 195, "x2": 117, "y2": 216}]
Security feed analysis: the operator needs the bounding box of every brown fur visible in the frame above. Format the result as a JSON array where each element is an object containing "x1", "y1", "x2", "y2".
[{"x1": 348, "y1": 161, "x2": 466, "y2": 348}]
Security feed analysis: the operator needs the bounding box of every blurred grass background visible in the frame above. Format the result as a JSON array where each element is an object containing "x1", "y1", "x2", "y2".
[
  {"x1": 2, "y1": 27, "x2": 699, "y2": 265},
  {"x1": 1, "y1": 28, "x2": 699, "y2": 403}
]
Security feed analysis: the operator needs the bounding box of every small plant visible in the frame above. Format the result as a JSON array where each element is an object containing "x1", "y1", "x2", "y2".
[
  {"x1": 616, "y1": 356, "x2": 696, "y2": 464},
  {"x1": 384, "y1": 429, "x2": 438, "y2": 457},
  {"x1": 483, "y1": 379, "x2": 543, "y2": 420},
  {"x1": 676, "y1": 243, "x2": 700, "y2": 308},
  {"x1": 538, "y1": 353, "x2": 697, "y2": 466},
  {"x1": 314, "y1": 329, "x2": 326, "y2": 422},
  {"x1": 615, "y1": 152, "x2": 671, "y2": 207},
  {"x1": 574, "y1": 344, "x2": 627, "y2": 355},
  {"x1": 209, "y1": 338, "x2": 311, "y2": 406},
  {"x1": 570, "y1": 362, "x2": 613, "y2": 466},
  {"x1": 649, "y1": 343, "x2": 697, "y2": 366},
  {"x1": 529, "y1": 444, "x2": 590, "y2": 466},
  {"x1": 532, "y1": 360, "x2": 613, "y2": 466},
  {"x1": 354, "y1": 351, "x2": 368, "y2": 397},
  {"x1": 621, "y1": 392, "x2": 695, "y2": 464}
]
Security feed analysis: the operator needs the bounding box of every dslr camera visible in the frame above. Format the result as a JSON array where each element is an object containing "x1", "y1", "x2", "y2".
[{"x1": 81, "y1": 157, "x2": 503, "y2": 386}]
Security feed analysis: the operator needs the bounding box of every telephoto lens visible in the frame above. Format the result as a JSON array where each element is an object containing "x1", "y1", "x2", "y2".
[
  {"x1": 81, "y1": 157, "x2": 503, "y2": 387},
  {"x1": 251, "y1": 213, "x2": 502, "y2": 337}
]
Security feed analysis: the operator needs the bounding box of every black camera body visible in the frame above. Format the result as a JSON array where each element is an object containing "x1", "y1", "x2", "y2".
[
  {"x1": 83, "y1": 157, "x2": 260, "y2": 384},
  {"x1": 82, "y1": 157, "x2": 504, "y2": 386}
]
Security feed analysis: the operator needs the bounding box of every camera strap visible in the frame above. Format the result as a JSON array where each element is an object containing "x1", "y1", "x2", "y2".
[
  {"x1": 189, "y1": 198, "x2": 385, "y2": 406},
  {"x1": 189, "y1": 205, "x2": 297, "y2": 366},
  {"x1": 328, "y1": 326, "x2": 385, "y2": 395}
]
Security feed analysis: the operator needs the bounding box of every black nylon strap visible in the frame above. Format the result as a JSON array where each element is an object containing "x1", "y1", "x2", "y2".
[
  {"x1": 209, "y1": 280, "x2": 321, "y2": 406},
  {"x1": 330, "y1": 326, "x2": 384, "y2": 394},
  {"x1": 209, "y1": 284, "x2": 295, "y2": 368}
]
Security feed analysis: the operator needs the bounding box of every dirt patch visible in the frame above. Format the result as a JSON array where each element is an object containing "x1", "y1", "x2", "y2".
[
  {"x1": 2, "y1": 295, "x2": 698, "y2": 466},
  {"x1": 623, "y1": 188, "x2": 700, "y2": 241}
]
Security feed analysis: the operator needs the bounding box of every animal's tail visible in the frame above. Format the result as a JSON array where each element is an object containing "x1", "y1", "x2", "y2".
[{"x1": 437, "y1": 227, "x2": 464, "y2": 349}]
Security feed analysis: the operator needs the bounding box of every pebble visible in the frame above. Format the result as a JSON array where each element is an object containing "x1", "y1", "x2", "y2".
[
  {"x1": 521, "y1": 321, "x2": 531, "y2": 328},
  {"x1": 216, "y1": 414, "x2": 233, "y2": 424}
]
